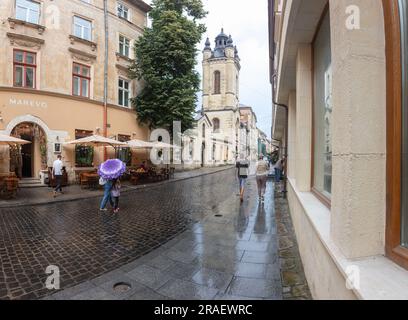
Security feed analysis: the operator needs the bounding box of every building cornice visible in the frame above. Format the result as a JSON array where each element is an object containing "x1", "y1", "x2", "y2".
[
  {"x1": 204, "y1": 108, "x2": 238, "y2": 113},
  {"x1": 69, "y1": 48, "x2": 97, "y2": 63},
  {"x1": 69, "y1": 35, "x2": 97, "y2": 51},
  {"x1": 7, "y1": 32, "x2": 44, "y2": 49},
  {"x1": 8, "y1": 17, "x2": 45, "y2": 35},
  {"x1": 128, "y1": 0, "x2": 152, "y2": 12}
]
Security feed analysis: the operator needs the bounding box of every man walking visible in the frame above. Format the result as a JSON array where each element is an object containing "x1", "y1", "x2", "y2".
[
  {"x1": 52, "y1": 155, "x2": 63, "y2": 197},
  {"x1": 274, "y1": 157, "x2": 284, "y2": 183}
]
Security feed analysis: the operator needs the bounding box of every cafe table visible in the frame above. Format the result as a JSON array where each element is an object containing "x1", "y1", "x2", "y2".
[{"x1": 82, "y1": 172, "x2": 99, "y2": 189}]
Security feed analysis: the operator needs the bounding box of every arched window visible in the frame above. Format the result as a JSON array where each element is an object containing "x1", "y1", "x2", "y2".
[
  {"x1": 214, "y1": 71, "x2": 221, "y2": 94},
  {"x1": 202, "y1": 123, "x2": 206, "y2": 138},
  {"x1": 213, "y1": 118, "x2": 220, "y2": 131}
]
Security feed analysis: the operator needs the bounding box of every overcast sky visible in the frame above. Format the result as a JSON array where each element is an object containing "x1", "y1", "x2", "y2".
[{"x1": 144, "y1": 0, "x2": 272, "y2": 137}]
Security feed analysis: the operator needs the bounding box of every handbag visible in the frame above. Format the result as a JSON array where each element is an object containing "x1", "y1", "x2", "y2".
[{"x1": 99, "y1": 177, "x2": 107, "y2": 185}]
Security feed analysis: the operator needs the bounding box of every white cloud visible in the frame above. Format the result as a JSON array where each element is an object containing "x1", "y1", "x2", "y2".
[{"x1": 143, "y1": 0, "x2": 272, "y2": 137}]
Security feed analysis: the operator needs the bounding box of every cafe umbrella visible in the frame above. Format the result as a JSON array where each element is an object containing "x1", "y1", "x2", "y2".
[
  {"x1": 64, "y1": 135, "x2": 127, "y2": 148},
  {"x1": 0, "y1": 133, "x2": 31, "y2": 146}
]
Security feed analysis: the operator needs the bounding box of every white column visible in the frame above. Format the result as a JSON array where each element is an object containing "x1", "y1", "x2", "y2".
[
  {"x1": 295, "y1": 44, "x2": 312, "y2": 191},
  {"x1": 288, "y1": 91, "x2": 296, "y2": 179},
  {"x1": 329, "y1": 0, "x2": 386, "y2": 258}
]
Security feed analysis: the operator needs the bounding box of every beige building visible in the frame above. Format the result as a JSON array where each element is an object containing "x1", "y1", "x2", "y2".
[
  {"x1": 180, "y1": 112, "x2": 232, "y2": 170},
  {"x1": 0, "y1": 0, "x2": 151, "y2": 183},
  {"x1": 270, "y1": 0, "x2": 408, "y2": 299},
  {"x1": 239, "y1": 105, "x2": 259, "y2": 173}
]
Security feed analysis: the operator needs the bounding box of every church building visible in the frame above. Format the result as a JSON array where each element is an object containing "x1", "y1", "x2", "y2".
[
  {"x1": 180, "y1": 29, "x2": 258, "y2": 170},
  {"x1": 201, "y1": 29, "x2": 242, "y2": 161}
]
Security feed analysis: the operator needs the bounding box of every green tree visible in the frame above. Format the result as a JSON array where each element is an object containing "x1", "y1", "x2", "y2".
[{"x1": 130, "y1": 0, "x2": 207, "y2": 132}]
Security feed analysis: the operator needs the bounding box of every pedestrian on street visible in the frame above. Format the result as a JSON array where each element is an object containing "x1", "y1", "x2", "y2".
[
  {"x1": 111, "y1": 178, "x2": 121, "y2": 213},
  {"x1": 99, "y1": 179, "x2": 114, "y2": 211},
  {"x1": 256, "y1": 154, "x2": 270, "y2": 202},
  {"x1": 274, "y1": 157, "x2": 284, "y2": 183},
  {"x1": 52, "y1": 155, "x2": 64, "y2": 197},
  {"x1": 236, "y1": 155, "x2": 249, "y2": 203},
  {"x1": 98, "y1": 158, "x2": 126, "y2": 212}
]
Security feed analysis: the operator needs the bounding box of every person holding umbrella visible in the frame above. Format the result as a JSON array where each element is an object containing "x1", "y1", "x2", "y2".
[{"x1": 98, "y1": 159, "x2": 126, "y2": 211}]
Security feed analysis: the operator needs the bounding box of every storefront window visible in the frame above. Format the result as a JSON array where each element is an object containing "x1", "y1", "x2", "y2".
[
  {"x1": 75, "y1": 129, "x2": 93, "y2": 167},
  {"x1": 313, "y1": 10, "x2": 332, "y2": 200},
  {"x1": 399, "y1": 0, "x2": 408, "y2": 247}
]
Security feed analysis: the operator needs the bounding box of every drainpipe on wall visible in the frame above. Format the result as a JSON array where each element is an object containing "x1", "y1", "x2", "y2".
[
  {"x1": 103, "y1": 0, "x2": 109, "y2": 161},
  {"x1": 269, "y1": 0, "x2": 288, "y2": 198}
]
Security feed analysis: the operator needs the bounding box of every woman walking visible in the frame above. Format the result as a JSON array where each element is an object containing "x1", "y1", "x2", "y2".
[
  {"x1": 236, "y1": 156, "x2": 250, "y2": 203},
  {"x1": 256, "y1": 155, "x2": 270, "y2": 202},
  {"x1": 111, "y1": 178, "x2": 121, "y2": 213},
  {"x1": 99, "y1": 179, "x2": 114, "y2": 211}
]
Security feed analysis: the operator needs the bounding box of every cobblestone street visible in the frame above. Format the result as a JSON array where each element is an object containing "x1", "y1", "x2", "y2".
[{"x1": 0, "y1": 168, "x2": 310, "y2": 300}]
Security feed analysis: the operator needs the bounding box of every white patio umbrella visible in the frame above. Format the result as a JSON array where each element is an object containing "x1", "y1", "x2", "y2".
[
  {"x1": 150, "y1": 141, "x2": 180, "y2": 149},
  {"x1": 126, "y1": 139, "x2": 156, "y2": 149},
  {"x1": 64, "y1": 135, "x2": 127, "y2": 147},
  {"x1": 0, "y1": 133, "x2": 31, "y2": 146}
]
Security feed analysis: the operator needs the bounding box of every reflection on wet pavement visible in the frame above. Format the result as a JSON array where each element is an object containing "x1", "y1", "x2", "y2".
[{"x1": 0, "y1": 168, "x2": 308, "y2": 300}]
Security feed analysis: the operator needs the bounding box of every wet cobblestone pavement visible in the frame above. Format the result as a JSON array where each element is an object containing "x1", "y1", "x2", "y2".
[
  {"x1": 274, "y1": 186, "x2": 312, "y2": 300},
  {"x1": 0, "y1": 168, "x2": 310, "y2": 300}
]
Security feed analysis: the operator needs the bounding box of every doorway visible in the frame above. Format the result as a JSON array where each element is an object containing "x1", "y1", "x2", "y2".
[
  {"x1": 20, "y1": 134, "x2": 33, "y2": 178},
  {"x1": 10, "y1": 122, "x2": 47, "y2": 179},
  {"x1": 201, "y1": 143, "x2": 205, "y2": 167}
]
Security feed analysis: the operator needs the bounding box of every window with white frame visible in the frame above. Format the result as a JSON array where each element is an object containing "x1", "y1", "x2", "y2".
[
  {"x1": 73, "y1": 16, "x2": 92, "y2": 41},
  {"x1": 118, "y1": 78, "x2": 130, "y2": 107},
  {"x1": 15, "y1": 0, "x2": 40, "y2": 24},
  {"x1": 117, "y1": 2, "x2": 129, "y2": 20},
  {"x1": 119, "y1": 35, "x2": 130, "y2": 57}
]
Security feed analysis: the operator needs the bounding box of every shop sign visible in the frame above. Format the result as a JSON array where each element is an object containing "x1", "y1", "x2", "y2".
[{"x1": 9, "y1": 98, "x2": 48, "y2": 109}]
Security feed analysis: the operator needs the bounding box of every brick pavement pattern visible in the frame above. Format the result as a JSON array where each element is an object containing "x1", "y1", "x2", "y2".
[{"x1": 0, "y1": 168, "x2": 310, "y2": 300}]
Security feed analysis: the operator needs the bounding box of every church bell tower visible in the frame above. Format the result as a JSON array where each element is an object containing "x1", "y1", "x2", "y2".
[{"x1": 202, "y1": 28, "x2": 241, "y2": 112}]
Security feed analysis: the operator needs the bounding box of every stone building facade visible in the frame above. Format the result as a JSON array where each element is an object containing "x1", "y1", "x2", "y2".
[
  {"x1": 270, "y1": 0, "x2": 408, "y2": 299},
  {"x1": 0, "y1": 0, "x2": 151, "y2": 183},
  {"x1": 201, "y1": 29, "x2": 241, "y2": 162}
]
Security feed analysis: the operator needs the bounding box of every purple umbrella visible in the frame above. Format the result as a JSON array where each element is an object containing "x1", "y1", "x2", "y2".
[{"x1": 98, "y1": 159, "x2": 126, "y2": 180}]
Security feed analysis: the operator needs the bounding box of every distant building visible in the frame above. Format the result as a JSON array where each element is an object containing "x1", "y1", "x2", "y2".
[{"x1": 239, "y1": 105, "x2": 258, "y2": 162}]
